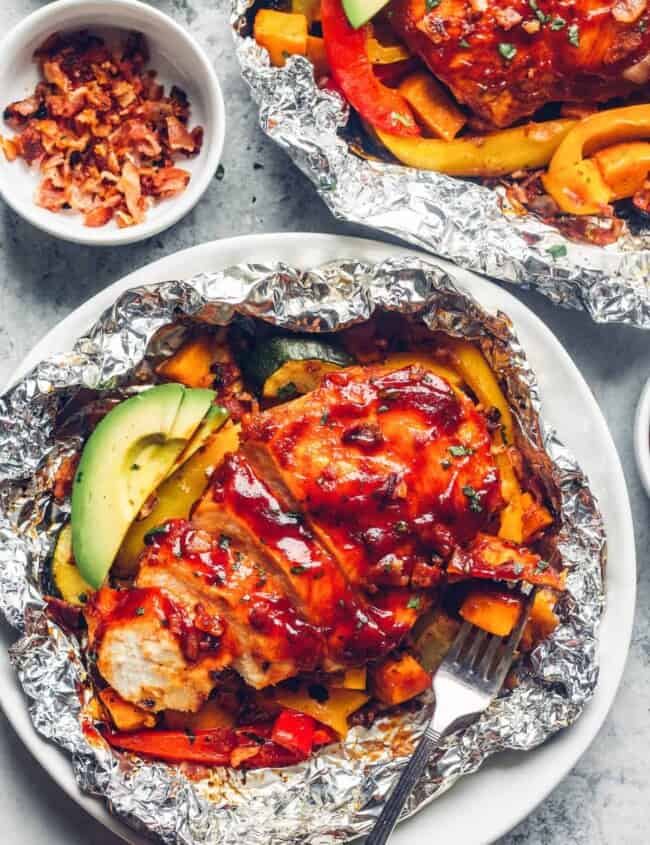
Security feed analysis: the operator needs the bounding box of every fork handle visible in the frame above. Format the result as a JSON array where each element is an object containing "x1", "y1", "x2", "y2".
[{"x1": 365, "y1": 724, "x2": 442, "y2": 845}]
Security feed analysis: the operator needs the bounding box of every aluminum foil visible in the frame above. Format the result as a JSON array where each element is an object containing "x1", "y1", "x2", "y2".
[
  {"x1": 233, "y1": 4, "x2": 650, "y2": 329},
  {"x1": 0, "y1": 256, "x2": 605, "y2": 845}
]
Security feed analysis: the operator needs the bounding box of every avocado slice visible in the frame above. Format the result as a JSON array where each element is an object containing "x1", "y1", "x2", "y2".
[
  {"x1": 342, "y1": 0, "x2": 390, "y2": 29},
  {"x1": 163, "y1": 403, "x2": 229, "y2": 481},
  {"x1": 71, "y1": 384, "x2": 215, "y2": 589}
]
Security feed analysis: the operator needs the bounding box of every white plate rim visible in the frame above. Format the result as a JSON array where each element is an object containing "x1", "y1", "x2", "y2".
[{"x1": 0, "y1": 232, "x2": 636, "y2": 845}]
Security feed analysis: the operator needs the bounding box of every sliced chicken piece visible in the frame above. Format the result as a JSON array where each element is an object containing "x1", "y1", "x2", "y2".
[
  {"x1": 193, "y1": 454, "x2": 411, "y2": 665},
  {"x1": 86, "y1": 585, "x2": 229, "y2": 713},
  {"x1": 242, "y1": 365, "x2": 502, "y2": 590}
]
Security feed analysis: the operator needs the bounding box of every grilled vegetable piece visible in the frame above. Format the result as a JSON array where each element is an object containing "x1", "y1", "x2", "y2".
[
  {"x1": 459, "y1": 586, "x2": 522, "y2": 636},
  {"x1": 448, "y1": 533, "x2": 563, "y2": 589},
  {"x1": 99, "y1": 687, "x2": 157, "y2": 731},
  {"x1": 375, "y1": 120, "x2": 575, "y2": 177},
  {"x1": 72, "y1": 384, "x2": 215, "y2": 589},
  {"x1": 114, "y1": 416, "x2": 237, "y2": 576},
  {"x1": 242, "y1": 335, "x2": 354, "y2": 398},
  {"x1": 398, "y1": 71, "x2": 466, "y2": 142},
  {"x1": 521, "y1": 589, "x2": 560, "y2": 651},
  {"x1": 164, "y1": 697, "x2": 236, "y2": 731},
  {"x1": 254, "y1": 9, "x2": 308, "y2": 67},
  {"x1": 412, "y1": 608, "x2": 460, "y2": 672},
  {"x1": 271, "y1": 709, "x2": 315, "y2": 757},
  {"x1": 371, "y1": 653, "x2": 431, "y2": 705},
  {"x1": 49, "y1": 523, "x2": 94, "y2": 606},
  {"x1": 273, "y1": 684, "x2": 369, "y2": 737}
]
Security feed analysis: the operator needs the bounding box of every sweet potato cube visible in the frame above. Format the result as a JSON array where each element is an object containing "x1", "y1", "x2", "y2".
[
  {"x1": 520, "y1": 492, "x2": 554, "y2": 541},
  {"x1": 307, "y1": 36, "x2": 329, "y2": 78},
  {"x1": 398, "y1": 72, "x2": 466, "y2": 142},
  {"x1": 99, "y1": 688, "x2": 156, "y2": 731},
  {"x1": 521, "y1": 589, "x2": 559, "y2": 650},
  {"x1": 254, "y1": 10, "x2": 308, "y2": 68},
  {"x1": 459, "y1": 588, "x2": 522, "y2": 636},
  {"x1": 156, "y1": 332, "x2": 218, "y2": 388},
  {"x1": 372, "y1": 653, "x2": 431, "y2": 706}
]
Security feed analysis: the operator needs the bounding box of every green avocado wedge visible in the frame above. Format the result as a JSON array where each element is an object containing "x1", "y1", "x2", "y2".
[
  {"x1": 71, "y1": 384, "x2": 216, "y2": 589},
  {"x1": 342, "y1": 0, "x2": 390, "y2": 29}
]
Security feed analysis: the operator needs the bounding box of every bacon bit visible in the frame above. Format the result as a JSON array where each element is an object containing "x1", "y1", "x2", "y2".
[
  {"x1": 84, "y1": 206, "x2": 113, "y2": 227},
  {"x1": 612, "y1": 0, "x2": 646, "y2": 22},
  {"x1": 495, "y1": 7, "x2": 523, "y2": 29},
  {"x1": 2, "y1": 31, "x2": 203, "y2": 229},
  {"x1": 166, "y1": 116, "x2": 196, "y2": 153}
]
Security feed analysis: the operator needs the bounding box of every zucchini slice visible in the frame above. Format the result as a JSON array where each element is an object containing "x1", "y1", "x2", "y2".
[
  {"x1": 50, "y1": 524, "x2": 94, "y2": 606},
  {"x1": 243, "y1": 336, "x2": 354, "y2": 399}
]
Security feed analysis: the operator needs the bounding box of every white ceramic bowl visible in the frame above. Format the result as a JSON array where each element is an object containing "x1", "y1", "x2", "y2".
[
  {"x1": 0, "y1": 0, "x2": 225, "y2": 246},
  {"x1": 634, "y1": 376, "x2": 650, "y2": 497}
]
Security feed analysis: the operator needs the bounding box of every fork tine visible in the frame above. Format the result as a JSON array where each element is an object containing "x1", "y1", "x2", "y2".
[
  {"x1": 464, "y1": 629, "x2": 487, "y2": 669},
  {"x1": 491, "y1": 588, "x2": 538, "y2": 684},
  {"x1": 477, "y1": 633, "x2": 502, "y2": 678},
  {"x1": 445, "y1": 620, "x2": 473, "y2": 663}
]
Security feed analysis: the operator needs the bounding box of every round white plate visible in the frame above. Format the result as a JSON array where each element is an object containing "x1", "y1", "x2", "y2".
[{"x1": 0, "y1": 233, "x2": 635, "y2": 845}]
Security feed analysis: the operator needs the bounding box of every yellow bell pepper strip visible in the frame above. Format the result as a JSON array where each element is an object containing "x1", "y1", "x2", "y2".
[
  {"x1": 542, "y1": 105, "x2": 650, "y2": 215},
  {"x1": 254, "y1": 10, "x2": 308, "y2": 68},
  {"x1": 114, "y1": 421, "x2": 240, "y2": 575},
  {"x1": 377, "y1": 119, "x2": 575, "y2": 177},
  {"x1": 398, "y1": 72, "x2": 466, "y2": 142},
  {"x1": 380, "y1": 350, "x2": 463, "y2": 387},
  {"x1": 273, "y1": 684, "x2": 369, "y2": 737},
  {"x1": 592, "y1": 142, "x2": 650, "y2": 201},
  {"x1": 366, "y1": 37, "x2": 410, "y2": 64},
  {"x1": 321, "y1": 0, "x2": 420, "y2": 136}
]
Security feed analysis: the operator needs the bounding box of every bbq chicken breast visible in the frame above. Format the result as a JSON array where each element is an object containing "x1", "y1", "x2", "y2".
[
  {"x1": 390, "y1": 0, "x2": 650, "y2": 127},
  {"x1": 86, "y1": 363, "x2": 559, "y2": 717}
]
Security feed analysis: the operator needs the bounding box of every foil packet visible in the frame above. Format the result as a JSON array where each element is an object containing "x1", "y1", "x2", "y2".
[
  {"x1": 233, "y1": 2, "x2": 650, "y2": 329},
  {"x1": 0, "y1": 257, "x2": 605, "y2": 844}
]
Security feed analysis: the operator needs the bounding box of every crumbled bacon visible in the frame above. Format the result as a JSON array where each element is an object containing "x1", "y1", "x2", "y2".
[{"x1": 0, "y1": 30, "x2": 203, "y2": 229}]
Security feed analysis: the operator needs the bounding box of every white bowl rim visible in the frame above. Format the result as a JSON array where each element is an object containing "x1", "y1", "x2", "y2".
[
  {"x1": 633, "y1": 376, "x2": 650, "y2": 497},
  {"x1": 0, "y1": 0, "x2": 225, "y2": 247}
]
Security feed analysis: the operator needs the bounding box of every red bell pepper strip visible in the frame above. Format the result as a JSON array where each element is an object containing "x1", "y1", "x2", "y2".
[
  {"x1": 321, "y1": 0, "x2": 420, "y2": 137},
  {"x1": 312, "y1": 723, "x2": 338, "y2": 748},
  {"x1": 271, "y1": 709, "x2": 315, "y2": 758},
  {"x1": 105, "y1": 728, "x2": 236, "y2": 765}
]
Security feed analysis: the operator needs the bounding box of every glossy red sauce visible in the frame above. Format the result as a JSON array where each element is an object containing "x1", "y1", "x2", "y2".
[
  {"x1": 212, "y1": 454, "x2": 409, "y2": 663},
  {"x1": 250, "y1": 366, "x2": 502, "y2": 590}
]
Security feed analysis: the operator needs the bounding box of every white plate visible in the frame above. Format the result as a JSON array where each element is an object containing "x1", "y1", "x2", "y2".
[{"x1": 0, "y1": 233, "x2": 635, "y2": 845}]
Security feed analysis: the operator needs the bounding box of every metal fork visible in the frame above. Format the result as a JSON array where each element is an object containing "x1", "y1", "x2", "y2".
[{"x1": 365, "y1": 589, "x2": 537, "y2": 845}]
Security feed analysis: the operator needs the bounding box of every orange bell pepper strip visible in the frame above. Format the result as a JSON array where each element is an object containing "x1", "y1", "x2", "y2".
[
  {"x1": 542, "y1": 104, "x2": 650, "y2": 215},
  {"x1": 321, "y1": 0, "x2": 420, "y2": 136}
]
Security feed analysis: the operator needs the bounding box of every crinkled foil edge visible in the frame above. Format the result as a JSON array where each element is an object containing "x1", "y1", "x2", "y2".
[
  {"x1": 232, "y1": 1, "x2": 650, "y2": 328},
  {"x1": 0, "y1": 256, "x2": 605, "y2": 845}
]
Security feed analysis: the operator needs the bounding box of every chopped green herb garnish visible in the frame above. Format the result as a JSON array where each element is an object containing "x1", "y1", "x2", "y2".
[
  {"x1": 567, "y1": 23, "x2": 580, "y2": 47},
  {"x1": 391, "y1": 111, "x2": 414, "y2": 128},
  {"x1": 426, "y1": 0, "x2": 441, "y2": 9},
  {"x1": 448, "y1": 444, "x2": 474, "y2": 457},
  {"x1": 498, "y1": 43, "x2": 517, "y2": 61},
  {"x1": 291, "y1": 565, "x2": 306, "y2": 575},
  {"x1": 462, "y1": 485, "x2": 483, "y2": 513},
  {"x1": 512, "y1": 562, "x2": 525, "y2": 575},
  {"x1": 277, "y1": 382, "x2": 299, "y2": 401},
  {"x1": 546, "y1": 243, "x2": 567, "y2": 260},
  {"x1": 407, "y1": 596, "x2": 421, "y2": 610},
  {"x1": 135, "y1": 606, "x2": 145, "y2": 616},
  {"x1": 440, "y1": 458, "x2": 452, "y2": 469},
  {"x1": 130, "y1": 463, "x2": 140, "y2": 471},
  {"x1": 459, "y1": 38, "x2": 471, "y2": 48},
  {"x1": 218, "y1": 534, "x2": 230, "y2": 550},
  {"x1": 378, "y1": 404, "x2": 389, "y2": 413},
  {"x1": 639, "y1": 18, "x2": 647, "y2": 31},
  {"x1": 535, "y1": 559, "x2": 550, "y2": 572},
  {"x1": 395, "y1": 520, "x2": 409, "y2": 534},
  {"x1": 550, "y1": 16, "x2": 566, "y2": 29},
  {"x1": 286, "y1": 511, "x2": 303, "y2": 521},
  {"x1": 143, "y1": 524, "x2": 170, "y2": 545}
]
